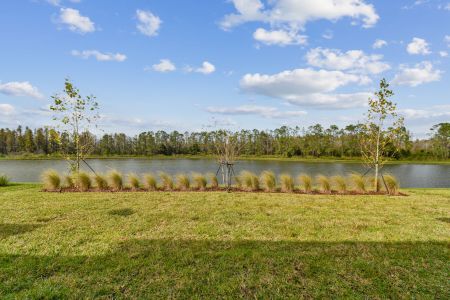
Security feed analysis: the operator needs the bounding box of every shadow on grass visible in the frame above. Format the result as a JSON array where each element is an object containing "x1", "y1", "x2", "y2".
[
  {"x1": 436, "y1": 217, "x2": 450, "y2": 223},
  {"x1": 0, "y1": 240, "x2": 448, "y2": 298},
  {"x1": 108, "y1": 208, "x2": 135, "y2": 217},
  {"x1": 0, "y1": 223, "x2": 42, "y2": 239}
]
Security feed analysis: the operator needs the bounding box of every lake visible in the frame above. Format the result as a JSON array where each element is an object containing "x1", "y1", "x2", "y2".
[{"x1": 0, "y1": 159, "x2": 449, "y2": 188}]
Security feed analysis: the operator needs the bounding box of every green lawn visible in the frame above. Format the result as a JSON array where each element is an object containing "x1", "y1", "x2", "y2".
[{"x1": 1, "y1": 185, "x2": 449, "y2": 298}]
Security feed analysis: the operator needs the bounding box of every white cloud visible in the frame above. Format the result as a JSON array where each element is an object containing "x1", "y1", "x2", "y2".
[
  {"x1": 253, "y1": 28, "x2": 307, "y2": 46},
  {"x1": 400, "y1": 107, "x2": 450, "y2": 120},
  {"x1": 240, "y1": 68, "x2": 371, "y2": 109},
  {"x1": 71, "y1": 50, "x2": 127, "y2": 62},
  {"x1": 393, "y1": 61, "x2": 442, "y2": 87},
  {"x1": 305, "y1": 48, "x2": 390, "y2": 74},
  {"x1": 136, "y1": 10, "x2": 161, "y2": 37},
  {"x1": 57, "y1": 8, "x2": 95, "y2": 34},
  {"x1": 151, "y1": 59, "x2": 176, "y2": 72},
  {"x1": 46, "y1": 0, "x2": 61, "y2": 5},
  {"x1": 46, "y1": 0, "x2": 81, "y2": 5},
  {"x1": 373, "y1": 39, "x2": 387, "y2": 49},
  {"x1": 0, "y1": 104, "x2": 15, "y2": 116},
  {"x1": 441, "y1": 3, "x2": 450, "y2": 10},
  {"x1": 203, "y1": 117, "x2": 237, "y2": 128},
  {"x1": 285, "y1": 92, "x2": 372, "y2": 109},
  {"x1": 99, "y1": 114, "x2": 181, "y2": 133},
  {"x1": 0, "y1": 81, "x2": 44, "y2": 99},
  {"x1": 439, "y1": 51, "x2": 448, "y2": 57},
  {"x1": 206, "y1": 105, "x2": 307, "y2": 119},
  {"x1": 186, "y1": 61, "x2": 216, "y2": 74},
  {"x1": 402, "y1": 0, "x2": 430, "y2": 10},
  {"x1": 221, "y1": 0, "x2": 379, "y2": 30},
  {"x1": 445, "y1": 35, "x2": 450, "y2": 47},
  {"x1": 406, "y1": 37, "x2": 431, "y2": 55}
]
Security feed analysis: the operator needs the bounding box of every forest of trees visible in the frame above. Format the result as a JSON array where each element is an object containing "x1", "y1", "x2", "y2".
[{"x1": 0, "y1": 123, "x2": 448, "y2": 160}]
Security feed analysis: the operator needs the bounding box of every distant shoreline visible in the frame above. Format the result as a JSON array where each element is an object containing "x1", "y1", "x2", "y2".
[{"x1": 0, "y1": 154, "x2": 449, "y2": 165}]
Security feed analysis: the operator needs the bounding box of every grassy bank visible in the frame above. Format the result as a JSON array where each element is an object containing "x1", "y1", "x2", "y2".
[
  {"x1": 1, "y1": 153, "x2": 449, "y2": 164},
  {"x1": 0, "y1": 185, "x2": 449, "y2": 298}
]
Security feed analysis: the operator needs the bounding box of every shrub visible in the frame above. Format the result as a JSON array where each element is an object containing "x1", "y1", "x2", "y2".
[
  {"x1": 176, "y1": 174, "x2": 190, "y2": 191},
  {"x1": 239, "y1": 171, "x2": 259, "y2": 191},
  {"x1": 207, "y1": 173, "x2": 219, "y2": 189},
  {"x1": 65, "y1": 174, "x2": 75, "y2": 189},
  {"x1": 76, "y1": 172, "x2": 92, "y2": 192},
  {"x1": 0, "y1": 174, "x2": 10, "y2": 187},
  {"x1": 239, "y1": 171, "x2": 252, "y2": 191},
  {"x1": 159, "y1": 172, "x2": 174, "y2": 191},
  {"x1": 250, "y1": 173, "x2": 260, "y2": 191},
  {"x1": 384, "y1": 174, "x2": 400, "y2": 195},
  {"x1": 298, "y1": 174, "x2": 312, "y2": 193},
  {"x1": 108, "y1": 170, "x2": 123, "y2": 191},
  {"x1": 128, "y1": 173, "x2": 140, "y2": 190},
  {"x1": 94, "y1": 173, "x2": 108, "y2": 190},
  {"x1": 279, "y1": 174, "x2": 294, "y2": 193},
  {"x1": 234, "y1": 176, "x2": 242, "y2": 189},
  {"x1": 316, "y1": 175, "x2": 331, "y2": 193},
  {"x1": 261, "y1": 170, "x2": 276, "y2": 192},
  {"x1": 143, "y1": 173, "x2": 157, "y2": 191},
  {"x1": 41, "y1": 169, "x2": 61, "y2": 191},
  {"x1": 332, "y1": 175, "x2": 347, "y2": 193},
  {"x1": 192, "y1": 173, "x2": 207, "y2": 190},
  {"x1": 350, "y1": 173, "x2": 366, "y2": 193}
]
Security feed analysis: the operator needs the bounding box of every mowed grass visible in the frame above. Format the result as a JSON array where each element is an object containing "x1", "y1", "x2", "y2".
[{"x1": 0, "y1": 185, "x2": 449, "y2": 299}]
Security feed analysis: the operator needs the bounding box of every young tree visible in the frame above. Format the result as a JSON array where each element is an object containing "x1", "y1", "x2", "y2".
[
  {"x1": 430, "y1": 123, "x2": 450, "y2": 159},
  {"x1": 360, "y1": 79, "x2": 405, "y2": 192},
  {"x1": 212, "y1": 130, "x2": 245, "y2": 189},
  {"x1": 50, "y1": 79, "x2": 100, "y2": 174}
]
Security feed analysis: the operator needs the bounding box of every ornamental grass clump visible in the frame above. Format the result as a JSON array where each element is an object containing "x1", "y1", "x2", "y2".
[
  {"x1": 159, "y1": 172, "x2": 174, "y2": 191},
  {"x1": 350, "y1": 173, "x2": 366, "y2": 193},
  {"x1": 128, "y1": 173, "x2": 140, "y2": 190},
  {"x1": 94, "y1": 173, "x2": 108, "y2": 190},
  {"x1": 42, "y1": 169, "x2": 61, "y2": 191},
  {"x1": 239, "y1": 171, "x2": 252, "y2": 191},
  {"x1": 0, "y1": 174, "x2": 10, "y2": 187},
  {"x1": 260, "y1": 170, "x2": 276, "y2": 192},
  {"x1": 176, "y1": 174, "x2": 190, "y2": 191},
  {"x1": 332, "y1": 175, "x2": 347, "y2": 193},
  {"x1": 239, "y1": 171, "x2": 259, "y2": 191},
  {"x1": 192, "y1": 173, "x2": 207, "y2": 190},
  {"x1": 251, "y1": 173, "x2": 260, "y2": 191},
  {"x1": 64, "y1": 174, "x2": 75, "y2": 189},
  {"x1": 384, "y1": 174, "x2": 400, "y2": 195},
  {"x1": 108, "y1": 170, "x2": 123, "y2": 191},
  {"x1": 234, "y1": 176, "x2": 242, "y2": 189},
  {"x1": 143, "y1": 173, "x2": 157, "y2": 191},
  {"x1": 279, "y1": 174, "x2": 294, "y2": 193},
  {"x1": 76, "y1": 172, "x2": 92, "y2": 192},
  {"x1": 298, "y1": 174, "x2": 312, "y2": 193},
  {"x1": 316, "y1": 175, "x2": 331, "y2": 193},
  {"x1": 207, "y1": 173, "x2": 219, "y2": 189}
]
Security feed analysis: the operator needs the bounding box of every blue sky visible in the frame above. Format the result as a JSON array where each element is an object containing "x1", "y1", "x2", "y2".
[{"x1": 0, "y1": 0, "x2": 449, "y2": 137}]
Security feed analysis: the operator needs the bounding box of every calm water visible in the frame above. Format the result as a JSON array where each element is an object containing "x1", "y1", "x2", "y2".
[{"x1": 0, "y1": 159, "x2": 449, "y2": 188}]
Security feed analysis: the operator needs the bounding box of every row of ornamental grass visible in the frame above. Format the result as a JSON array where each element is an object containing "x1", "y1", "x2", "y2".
[{"x1": 41, "y1": 169, "x2": 400, "y2": 195}]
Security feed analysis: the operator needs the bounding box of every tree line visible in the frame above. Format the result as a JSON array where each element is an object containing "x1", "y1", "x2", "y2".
[{"x1": 0, "y1": 123, "x2": 448, "y2": 160}]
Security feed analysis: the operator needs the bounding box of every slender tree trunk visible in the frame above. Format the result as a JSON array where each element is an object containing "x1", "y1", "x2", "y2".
[
  {"x1": 75, "y1": 116, "x2": 80, "y2": 175},
  {"x1": 374, "y1": 125, "x2": 381, "y2": 192}
]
